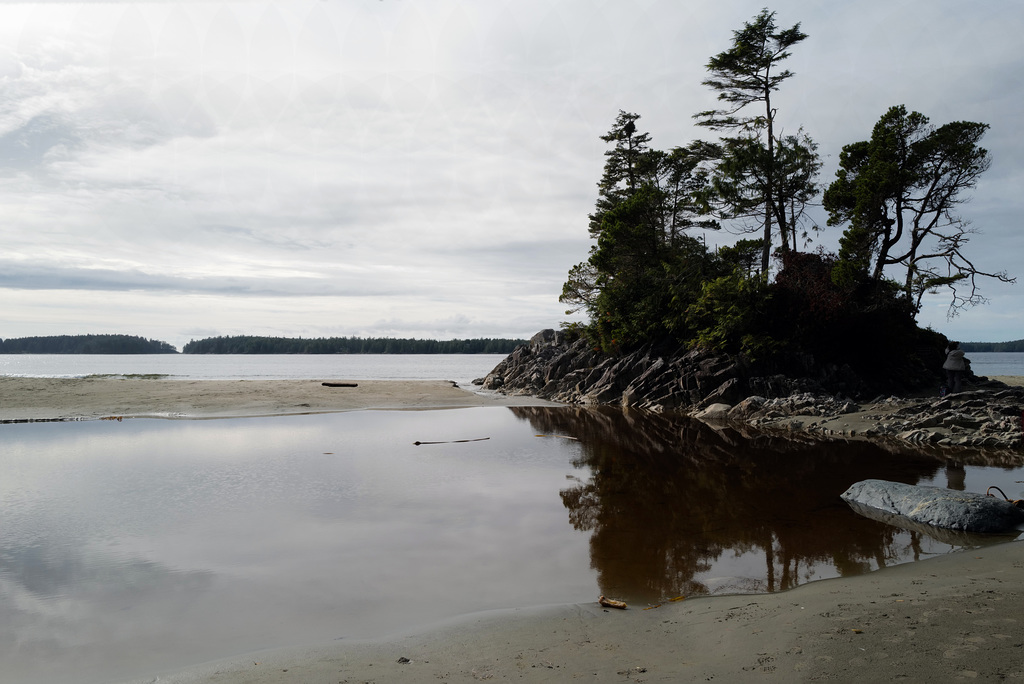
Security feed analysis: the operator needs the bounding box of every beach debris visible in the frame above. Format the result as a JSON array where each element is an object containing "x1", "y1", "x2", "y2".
[
  {"x1": 668, "y1": 595, "x2": 686, "y2": 602},
  {"x1": 643, "y1": 604, "x2": 662, "y2": 610},
  {"x1": 535, "y1": 434, "x2": 580, "y2": 440},
  {"x1": 321, "y1": 382, "x2": 358, "y2": 387},
  {"x1": 100, "y1": 416, "x2": 123, "y2": 421},
  {"x1": 986, "y1": 485, "x2": 1024, "y2": 508},
  {"x1": 413, "y1": 437, "x2": 490, "y2": 446},
  {"x1": 396, "y1": 657, "x2": 411, "y2": 664},
  {"x1": 598, "y1": 595, "x2": 627, "y2": 609},
  {"x1": 617, "y1": 667, "x2": 648, "y2": 675}
]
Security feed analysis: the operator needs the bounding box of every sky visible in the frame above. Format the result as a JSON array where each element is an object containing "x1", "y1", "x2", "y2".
[{"x1": 0, "y1": 0, "x2": 1021, "y2": 351}]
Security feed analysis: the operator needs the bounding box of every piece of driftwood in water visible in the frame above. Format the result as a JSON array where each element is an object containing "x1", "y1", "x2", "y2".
[
  {"x1": 413, "y1": 437, "x2": 490, "y2": 446},
  {"x1": 321, "y1": 382, "x2": 358, "y2": 387},
  {"x1": 841, "y1": 479, "x2": 1024, "y2": 533}
]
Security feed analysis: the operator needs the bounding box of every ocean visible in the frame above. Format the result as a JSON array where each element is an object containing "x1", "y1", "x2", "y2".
[
  {"x1": 0, "y1": 351, "x2": 1021, "y2": 382},
  {"x1": 0, "y1": 353, "x2": 509, "y2": 385},
  {"x1": 965, "y1": 351, "x2": 1024, "y2": 378}
]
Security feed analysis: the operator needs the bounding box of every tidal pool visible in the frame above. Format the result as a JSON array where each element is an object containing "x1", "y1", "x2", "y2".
[{"x1": 1, "y1": 406, "x2": 1021, "y2": 683}]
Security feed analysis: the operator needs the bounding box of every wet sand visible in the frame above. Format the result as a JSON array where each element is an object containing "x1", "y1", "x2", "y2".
[
  {"x1": 133, "y1": 541, "x2": 1024, "y2": 683},
  {"x1": 0, "y1": 376, "x2": 555, "y2": 422}
]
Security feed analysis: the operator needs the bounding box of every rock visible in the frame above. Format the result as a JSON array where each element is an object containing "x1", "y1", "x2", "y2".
[
  {"x1": 728, "y1": 396, "x2": 767, "y2": 419},
  {"x1": 843, "y1": 499, "x2": 1021, "y2": 546},
  {"x1": 841, "y1": 479, "x2": 1024, "y2": 533},
  {"x1": 701, "y1": 377, "x2": 744, "y2": 407},
  {"x1": 481, "y1": 329, "x2": 1024, "y2": 454},
  {"x1": 694, "y1": 403, "x2": 732, "y2": 420}
]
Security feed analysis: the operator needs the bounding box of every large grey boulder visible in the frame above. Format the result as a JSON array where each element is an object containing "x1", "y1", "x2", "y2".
[
  {"x1": 841, "y1": 479, "x2": 1024, "y2": 533},
  {"x1": 843, "y1": 499, "x2": 1021, "y2": 546}
]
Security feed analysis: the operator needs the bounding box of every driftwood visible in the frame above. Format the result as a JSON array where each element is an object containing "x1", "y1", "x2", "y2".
[
  {"x1": 413, "y1": 438, "x2": 490, "y2": 446},
  {"x1": 321, "y1": 382, "x2": 358, "y2": 388},
  {"x1": 598, "y1": 595, "x2": 628, "y2": 609}
]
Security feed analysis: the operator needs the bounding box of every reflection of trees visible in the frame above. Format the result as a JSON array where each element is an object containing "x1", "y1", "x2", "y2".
[{"x1": 511, "y1": 406, "x2": 945, "y2": 603}]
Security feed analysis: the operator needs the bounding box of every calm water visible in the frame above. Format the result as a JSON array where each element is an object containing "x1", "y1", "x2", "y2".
[
  {"x1": 0, "y1": 351, "x2": 1021, "y2": 383},
  {"x1": 0, "y1": 353, "x2": 509, "y2": 384},
  {"x1": 2, "y1": 406, "x2": 1022, "y2": 684},
  {"x1": 968, "y1": 351, "x2": 1024, "y2": 377}
]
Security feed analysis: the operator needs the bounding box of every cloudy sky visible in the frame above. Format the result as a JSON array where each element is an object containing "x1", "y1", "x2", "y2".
[{"x1": 0, "y1": 0, "x2": 1021, "y2": 350}]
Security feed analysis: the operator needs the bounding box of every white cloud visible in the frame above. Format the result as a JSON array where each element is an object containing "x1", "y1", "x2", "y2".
[{"x1": 0, "y1": 0, "x2": 1021, "y2": 349}]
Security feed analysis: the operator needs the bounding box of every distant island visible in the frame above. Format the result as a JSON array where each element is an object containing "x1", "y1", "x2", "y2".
[
  {"x1": 0, "y1": 334, "x2": 177, "y2": 354},
  {"x1": 182, "y1": 336, "x2": 527, "y2": 354},
  {"x1": 0, "y1": 334, "x2": 529, "y2": 355},
  {"x1": 960, "y1": 339, "x2": 1024, "y2": 352}
]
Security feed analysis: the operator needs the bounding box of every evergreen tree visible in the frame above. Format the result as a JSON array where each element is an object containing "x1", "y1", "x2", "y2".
[
  {"x1": 824, "y1": 105, "x2": 1014, "y2": 314},
  {"x1": 561, "y1": 112, "x2": 719, "y2": 351},
  {"x1": 695, "y1": 8, "x2": 812, "y2": 273}
]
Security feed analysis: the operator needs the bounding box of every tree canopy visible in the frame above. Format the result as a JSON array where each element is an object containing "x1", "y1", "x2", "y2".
[
  {"x1": 959, "y1": 339, "x2": 1024, "y2": 352},
  {"x1": 182, "y1": 336, "x2": 525, "y2": 354},
  {"x1": 559, "y1": 8, "x2": 1011, "y2": 386},
  {"x1": 824, "y1": 104, "x2": 1014, "y2": 314},
  {"x1": 0, "y1": 334, "x2": 177, "y2": 354},
  {"x1": 695, "y1": 8, "x2": 813, "y2": 273}
]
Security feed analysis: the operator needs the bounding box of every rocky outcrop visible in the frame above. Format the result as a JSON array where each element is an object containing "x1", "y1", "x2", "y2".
[
  {"x1": 740, "y1": 388, "x2": 1024, "y2": 452},
  {"x1": 841, "y1": 479, "x2": 1024, "y2": 533},
  {"x1": 479, "y1": 329, "x2": 1024, "y2": 454},
  {"x1": 480, "y1": 329, "x2": 824, "y2": 412}
]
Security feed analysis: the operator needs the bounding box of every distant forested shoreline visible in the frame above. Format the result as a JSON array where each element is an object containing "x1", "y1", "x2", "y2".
[
  {"x1": 960, "y1": 339, "x2": 1024, "y2": 352},
  {"x1": 182, "y1": 335, "x2": 527, "y2": 354},
  {"x1": 0, "y1": 334, "x2": 529, "y2": 355},
  {"x1": 0, "y1": 334, "x2": 177, "y2": 354}
]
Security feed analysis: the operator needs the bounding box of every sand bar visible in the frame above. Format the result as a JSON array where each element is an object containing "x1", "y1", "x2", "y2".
[
  {"x1": 0, "y1": 376, "x2": 556, "y2": 422},
  {"x1": 3, "y1": 375, "x2": 1019, "y2": 423}
]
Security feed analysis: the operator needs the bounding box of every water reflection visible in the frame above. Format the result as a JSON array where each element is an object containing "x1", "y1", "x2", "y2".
[
  {"x1": 0, "y1": 409, "x2": 596, "y2": 684},
  {"x1": 2, "y1": 406, "x2": 1021, "y2": 683},
  {"x1": 511, "y1": 406, "x2": 1023, "y2": 603}
]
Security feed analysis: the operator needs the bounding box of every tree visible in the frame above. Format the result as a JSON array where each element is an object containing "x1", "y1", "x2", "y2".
[
  {"x1": 711, "y1": 130, "x2": 821, "y2": 263},
  {"x1": 648, "y1": 143, "x2": 721, "y2": 248},
  {"x1": 695, "y1": 8, "x2": 811, "y2": 273},
  {"x1": 589, "y1": 110, "x2": 654, "y2": 240},
  {"x1": 561, "y1": 112, "x2": 719, "y2": 351},
  {"x1": 562, "y1": 112, "x2": 658, "y2": 324},
  {"x1": 823, "y1": 105, "x2": 1014, "y2": 315}
]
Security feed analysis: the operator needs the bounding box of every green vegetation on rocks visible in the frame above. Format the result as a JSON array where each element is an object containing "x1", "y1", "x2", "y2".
[{"x1": 558, "y1": 8, "x2": 1012, "y2": 395}]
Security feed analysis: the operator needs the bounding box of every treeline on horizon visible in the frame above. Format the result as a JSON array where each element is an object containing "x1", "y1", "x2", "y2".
[
  {"x1": 961, "y1": 339, "x2": 1024, "y2": 352},
  {"x1": 182, "y1": 335, "x2": 526, "y2": 355},
  {"x1": 0, "y1": 334, "x2": 177, "y2": 354}
]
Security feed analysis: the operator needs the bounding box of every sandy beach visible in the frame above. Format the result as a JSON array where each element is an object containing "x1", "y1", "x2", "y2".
[
  {"x1": 122, "y1": 539, "x2": 1024, "y2": 683},
  {"x1": 0, "y1": 376, "x2": 555, "y2": 422},
  {"x1": 3, "y1": 376, "x2": 1022, "y2": 682}
]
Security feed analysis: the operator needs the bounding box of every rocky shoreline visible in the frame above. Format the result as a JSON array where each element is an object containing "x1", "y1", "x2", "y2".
[
  {"x1": 722, "y1": 388, "x2": 1024, "y2": 455},
  {"x1": 479, "y1": 329, "x2": 1024, "y2": 455}
]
